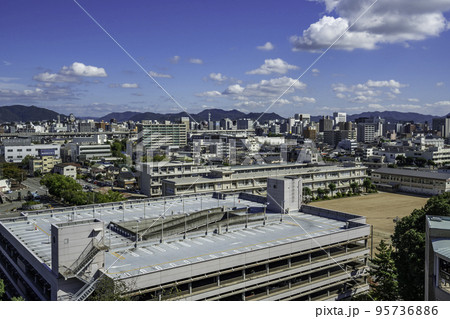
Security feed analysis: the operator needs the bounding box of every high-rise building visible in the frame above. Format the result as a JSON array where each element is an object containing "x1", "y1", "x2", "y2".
[
  {"x1": 138, "y1": 121, "x2": 188, "y2": 150},
  {"x1": 333, "y1": 112, "x2": 347, "y2": 125},
  {"x1": 357, "y1": 123, "x2": 376, "y2": 143},
  {"x1": 432, "y1": 117, "x2": 445, "y2": 135},
  {"x1": 319, "y1": 116, "x2": 333, "y2": 132},
  {"x1": 444, "y1": 116, "x2": 450, "y2": 138}
]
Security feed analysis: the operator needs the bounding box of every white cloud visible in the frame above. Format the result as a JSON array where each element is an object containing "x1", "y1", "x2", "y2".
[
  {"x1": 34, "y1": 62, "x2": 107, "y2": 83},
  {"x1": 121, "y1": 83, "x2": 139, "y2": 88},
  {"x1": 196, "y1": 90, "x2": 223, "y2": 97},
  {"x1": 311, "y1": 68, "x2": 320, "y2": 76},
  {"x1": 3, "y1": 60, "x2": 12, "y2": 66},
  {"x1": 223, "y1": 84, "x2": 245, "y2": 95},
  {"x1": 33, "y1": 72, "x2": 79, "y2": 83},
  {"x1": 223, "y1": 76, "x2": 306, "y2": 98},
  {"x1": 60, "y1": 62, "x2": 107, "y2": 77},
  {"x1": 366, "y1": 79, "x2": 406, "y2": 88},
  {"x1": 332, "y1": 79, "x2": 408, "y2": 103},
  {"x1": 246, "y1": 58, "x2": 299, "y2": 75},
  {"x1": 108, "y1": 83, "x2": 139, "y2": 88},
  {"x1": 434, "y1": 100, "x2": 450, "y2": 106},
  {"x1": 0, "y1": 86, "x2": 74, "y2": 102},
  {"x1": 208, "y1": 73, "x2": 228, "y2": 83},
  {"x1": 292, "y1": 96, "x2": 317, "y2": 104},
  {"x1": 436, "y1": 81, "x2": 445, "y2": 87},
  {"x1": 189, "y1": 58, "x2": 203, "y2": 64},
  {"x1": 291, "y1": 0, "x2": 450, "y2": 51},
  {"x1": 407, "y1": 98, "x2": 420, "y2": 102},
  {"x1": 149, "y1": 71, "x2": 173, "y2": 79},
  {"x1": 170, "y1": 55, "x2": 180, "y2": 64},
  {"x1": 256, "y1": 42, "x2": 274, "y2": 51}
]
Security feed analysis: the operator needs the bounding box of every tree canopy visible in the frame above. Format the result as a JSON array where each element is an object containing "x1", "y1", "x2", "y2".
[
  {"x1": 40, "y1": 174, "x2": 124, "y2": 206},
  {"x1": 391, "y1": 192, "x2": 450, "y2": 300},
  {"x1": 368, "y1": 240, "x2": 399, "y2": 301}
]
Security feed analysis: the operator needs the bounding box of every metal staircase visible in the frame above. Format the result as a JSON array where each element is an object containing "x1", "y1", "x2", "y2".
[
  {"x1": 63, "y1": 238, "x2": 108, "y2": 279},
  {"x1": 71, "y1": 276, "x2": 100, "y2": 301}
]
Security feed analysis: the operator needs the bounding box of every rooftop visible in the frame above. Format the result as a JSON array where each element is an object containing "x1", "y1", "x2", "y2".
[
  {"x1": 0, "y1": 193, "x2": 368, "y2": 282},
  {"x1": 375, "y1": 168, "x2": 450, "y2": 180}
]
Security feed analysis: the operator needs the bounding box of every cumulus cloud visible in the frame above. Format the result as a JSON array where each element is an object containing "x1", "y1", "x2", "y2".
[
  {"x1": 332, "y1": 79, "x2": 408, "y2": 103},
  {"x1": 121, "y1": 83, "x2": 139, "y2": 88},
  {"x1": 149, "y1": 71, "x2": 173, "y2": 78},
  {"x1": 311, "y1": 68, "x2": 320, "y2": 76},
  {"x1": 33, "y1": 72, "x2": 79, "y2": 83},
  {"x1": 292, "y1": 96, "x2": 317, "y2": 104},
  {"x1": 436, "y1": 81, "x2": 445, "y2": 87},
  {"x1": 223, "y1": 84, "x2": 245, "y2": 95},
  {"x1": 223, "y1": 76, "x2": 306, "y2": 98},
  {"x1": 196, "y1": 90, "x2": 223, "y2": 97},
  {"x1": 34, "y1": 62, "x2": 107, "y2": 83},
  {"x1": 434, "y1": 100, "x2": 450, "y2": 106},
  {"x1": 189, "y1": 58, "x2": 203, "y2": 64},
  {"x1": 208, "y1": 72, "x2": 228, "y2": 83},
  {"x1": 60, "y1": 62, "x2": 107, "y2": 77},
  {"x1": 0, "y1": 86, "x2": 75, "y2": 103},
  {"x1": 257, "y1": 42, "x2": 274, "y2": 51},
  {"x1": 291, "y1": 0, "x2": 450, "y2": 51},
  {"x1": 246, "y1": 58, "x2": 299, "y2": 75}
]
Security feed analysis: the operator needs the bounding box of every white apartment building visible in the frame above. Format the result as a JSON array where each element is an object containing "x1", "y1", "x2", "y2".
[
  {"x1": 372, "y1": 168, "x2": 450, "y2": 195},
  {"x1": 53, "y1": 163, "x2": 77, "y2": 179},
  {"x1": 70, "y1": 143, "x2": 112, "y2": 162},
  {"x1": 1, "y1": 144, "x2": 61, "y2": 163},
  {"x1": 405, "y1": 147, "x2": 450, "y2": 166}
]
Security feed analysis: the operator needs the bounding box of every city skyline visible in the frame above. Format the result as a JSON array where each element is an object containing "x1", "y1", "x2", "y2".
[{"x1": 1, "y1": 0, "x2": 450, "y2": 117}]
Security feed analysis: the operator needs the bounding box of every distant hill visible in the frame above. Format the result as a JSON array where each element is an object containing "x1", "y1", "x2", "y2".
[
  {"x1": 0, "y1": 105, "x2": 62, "y2": 123},
  {"x1": 311, "y1": 111, "x2": 442, "y2": 124},
  {"x1": 1, "y1": 105, "x2": 446, "y2": 125},
  {"x1": 100, "y1": 108, "x2": 285, "y2": 123},
  {"x1": 346, "y1": 111, "x2": 440, "y2": 124}
]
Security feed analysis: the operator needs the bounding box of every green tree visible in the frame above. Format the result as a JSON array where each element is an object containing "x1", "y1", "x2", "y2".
[
  {"x1": 0, "y1": 278, "x2": 4, "y2": 299},
  {"x1": 20, "y1": 155, "x2": 35, "y2": 170},
  {"x1": 427, "y1": 160, "x2": 436, "y2": 168},
  {"x1": 350, "y1": 182, "x2": 359, "y2": 194},
  {"x1": 88, "y1": 276, "x2": 131, "y2": 301},
  {"x1": 391, "y1": 192, "x2": 450, "y2": 300},
  {"x1": 363, "y1": 178, "x2": 372, "y2": 193},
  {"x1": 0, "y1": 163, "x2": 27, "y2": 181},
  {"x1": 317, "y1": 188, "x2": 325, "y2": 199},
  {"x1": 328, "y1": 183, "x2": 336, "y2": 197},
  {"x1": 368, "y1": 240, "x2": 399, "y2": 301},
  {"x1": 414, "y1": 157, "x2": 427, "y2": 168},
  {"x1": 395, "y1": 155, "x2": 406, "y2": 166},
  {"x1": 11, "y1": 296, "x2": 25, "y2": 301}
]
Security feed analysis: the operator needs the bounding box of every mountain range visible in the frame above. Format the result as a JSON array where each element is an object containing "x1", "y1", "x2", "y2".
[
  {"x1": 0, "y1": 105, "x2": 61, "y2": 123},
  {"x1": 97, "y1": 109, "x2": 284, "y2": 123},
  {"x1": 0, "y1": 105, "x2": 447, "y2": 124}
]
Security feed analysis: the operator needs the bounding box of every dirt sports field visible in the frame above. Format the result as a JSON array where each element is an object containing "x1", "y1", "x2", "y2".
[{"x1": 309, "y1": 192, "x2": 430, "y2": 249}]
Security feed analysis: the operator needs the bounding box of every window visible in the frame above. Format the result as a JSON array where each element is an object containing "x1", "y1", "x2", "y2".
[{"x1": 17, "y1": 149, "x2": 22, "y2": 152}]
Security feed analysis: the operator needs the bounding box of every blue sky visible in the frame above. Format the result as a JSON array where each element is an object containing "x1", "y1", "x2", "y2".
[{"x1": 1, "y1": 0, "x2": 450, "y2": 117}]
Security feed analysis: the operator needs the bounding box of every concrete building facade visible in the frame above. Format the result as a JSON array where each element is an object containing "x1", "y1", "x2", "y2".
[
  {"x1": 161, "y1": 164, "x2": 367, "y2": 198},
  {"x1": 425, "y1": 215, "x2": 450, "y2": 301},
  {"x1": 372, "y1": 168, "x2": 450, "y2": 195},
  {"x1": 0, "y1": 193, "x2": 370, "y2": 301}
]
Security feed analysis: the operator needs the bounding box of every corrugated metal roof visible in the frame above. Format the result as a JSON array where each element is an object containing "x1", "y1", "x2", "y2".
[{"x1": 432, "y1": 238, "x2": 450, "y2": 260}]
